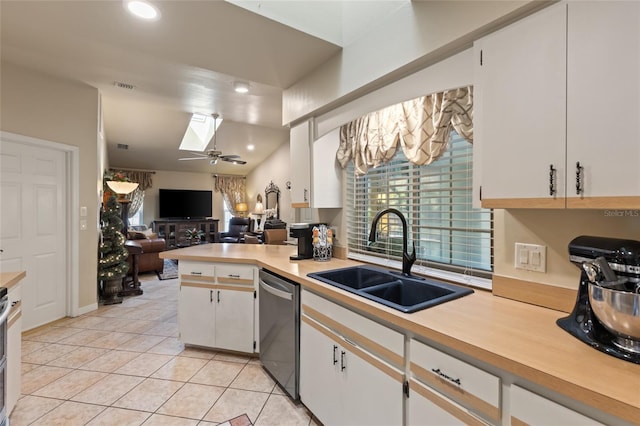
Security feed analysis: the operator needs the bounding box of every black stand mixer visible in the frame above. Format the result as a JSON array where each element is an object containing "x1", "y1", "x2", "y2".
[{"x1": 558, "y1": 235, "x2": 640, "y2": 364}]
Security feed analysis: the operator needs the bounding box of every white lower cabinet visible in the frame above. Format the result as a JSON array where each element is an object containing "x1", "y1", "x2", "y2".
[
  {"x1": 510, "y1": 385, "x2": 603, "y2": 426},
  {"x1": 408, "y1": 379, "x2": 489, "y2": 426},
  {"x1": 408, "y1": 339, "x2": 500, "y2": 426},
  {"x1": 7, "y1": 283, "x2": 22, "y2": 415},
  {"x1": 299, "y1": 290, "x2": 404, "y2": 426},
  {"x1": 178, "y1": 261, "x2": 256, "y2": 353}
]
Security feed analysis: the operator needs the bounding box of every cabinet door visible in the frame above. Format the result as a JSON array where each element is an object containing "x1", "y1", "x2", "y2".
[
  {"x1": 475, "y1": 3, "x2": 566, "y2": 207},
  {"x1": 408, "y1": 380, "x2": 489, "y2": 426},
  {"x1": 511, "y1": 385, "x2": 603, "y2": 425},
  {"x1": 311, "y1": 128, "x2": 342, "y2": 208},
  {"x1": 7, "y1": 285, "x2": 22, "y2": 415},
  {"x1": 300, "y1": 317, "x2": 341, "y2": 426},
  {"x1": 290, "y1": 120, "x2": 312, "y2": 207},
  {"x1": 339, "y1": 341, "x2": 403, "y2": 426},
  {"x1": 566, "y1": 1, "x2": 640, "y2": 207},
  {"x1": 215, "y1": 288, "x2": 255, "y2": 353},
  {"x1": 179, "y1": 284, "x2": 215, "y2": 347}
]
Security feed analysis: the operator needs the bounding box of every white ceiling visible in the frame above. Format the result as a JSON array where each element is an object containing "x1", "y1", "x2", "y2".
[{"x1": 2, "y1": 0, "x2": 377, "y2": 174}]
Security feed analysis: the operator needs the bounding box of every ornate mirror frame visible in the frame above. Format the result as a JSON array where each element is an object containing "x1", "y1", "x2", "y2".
[{"x1": 265, "y1": 181, "x2": 280, "y2": 219}]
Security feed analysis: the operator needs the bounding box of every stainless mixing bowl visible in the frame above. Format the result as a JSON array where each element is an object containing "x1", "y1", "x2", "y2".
[{"x1": 589, "y1": 283, "x2": 640, "y2": 352}]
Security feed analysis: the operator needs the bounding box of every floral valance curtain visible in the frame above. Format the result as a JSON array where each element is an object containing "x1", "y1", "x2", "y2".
[
  {"x1": 108, "y1": 169, "x2": 154, "y2": 218},
  {"x1": 213, "y1": 175, "x2": 246, "y2": 217},
  {"x1": 337, "y1": 86, "x2": 473, "y2": 176}
]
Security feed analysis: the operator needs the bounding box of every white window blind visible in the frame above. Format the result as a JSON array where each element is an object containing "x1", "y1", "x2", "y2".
[{"x1": 346, "y1": 130, "x2": 493, "y2": 287}]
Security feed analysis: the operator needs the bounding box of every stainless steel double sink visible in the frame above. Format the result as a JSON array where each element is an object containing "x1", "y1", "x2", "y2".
[{"x1": 308, "y1": 265, "x2": 473, "y2": 313}]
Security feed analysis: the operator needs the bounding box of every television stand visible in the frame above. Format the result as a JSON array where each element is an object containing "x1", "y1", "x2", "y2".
[{"x1": 152, "y1": 218, "x2": 219, "y2": 249}]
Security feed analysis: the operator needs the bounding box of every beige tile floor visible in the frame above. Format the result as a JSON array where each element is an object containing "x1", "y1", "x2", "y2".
[{"x1": 10, "y1": 273, "x2": 317, "y2": 426}]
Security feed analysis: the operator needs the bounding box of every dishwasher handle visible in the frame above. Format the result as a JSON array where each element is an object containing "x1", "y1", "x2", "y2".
[{"x1": 259, "y1": 279, "x2": 293, "y2": 301}]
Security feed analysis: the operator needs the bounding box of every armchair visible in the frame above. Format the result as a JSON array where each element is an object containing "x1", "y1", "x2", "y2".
[{"x1": 215, "y1": 217, "x2": 251, "y2": 243}]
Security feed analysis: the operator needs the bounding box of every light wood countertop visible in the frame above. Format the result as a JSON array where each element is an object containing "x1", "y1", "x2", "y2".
[
  {"x1": 0, "y1": 271, "x2": 26, "y2": 289},
  {"x1": 161, "y1": 244, "x2": 640, "y2": 423}
]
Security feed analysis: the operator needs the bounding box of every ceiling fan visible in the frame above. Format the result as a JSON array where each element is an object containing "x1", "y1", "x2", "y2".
[{"x1": 179, "y1": 113, "x2": 247, "y2": 165}]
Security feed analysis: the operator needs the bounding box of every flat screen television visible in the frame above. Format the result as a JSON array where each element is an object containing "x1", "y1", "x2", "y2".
[{"x1": 158, "y1": 189, "x2": 212, "y2": 219}]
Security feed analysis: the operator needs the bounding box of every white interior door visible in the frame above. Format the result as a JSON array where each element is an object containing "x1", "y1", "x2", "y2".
[{"x1": 0, "y1": 138, "x2": 68, "y2": 330}]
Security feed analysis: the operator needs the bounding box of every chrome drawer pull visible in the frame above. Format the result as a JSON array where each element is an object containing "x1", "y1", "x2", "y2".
[
  {"x1": 191, "y1": 271, "x2": 202, "y2": 275},
  {"x1": 228, "y1": 274, "x2": 240, "y2": 278},
  {"x1": 431, "y1": 368, "x2": 461, "y2": 386}
]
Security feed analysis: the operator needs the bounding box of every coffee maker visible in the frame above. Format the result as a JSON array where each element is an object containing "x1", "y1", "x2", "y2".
[
  {"x1": 558, "y1": 235, "x2": 640, "y2": 364},
  {"x1": 289, "y1": 223, "x2": 321, "y2": 260}
]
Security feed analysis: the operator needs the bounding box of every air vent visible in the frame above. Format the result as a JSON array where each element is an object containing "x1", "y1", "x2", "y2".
[
  {"x1": 117, "y1": 144, "x2": 129, "y2": 150},
  {"x1": 114, "y1": 81, "x2": 135, "y2": 90}
]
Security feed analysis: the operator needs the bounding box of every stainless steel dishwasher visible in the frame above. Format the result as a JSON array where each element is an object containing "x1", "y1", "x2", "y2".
[{"x1": 259, "y1": 268, "x2": 300, "y2": 400}]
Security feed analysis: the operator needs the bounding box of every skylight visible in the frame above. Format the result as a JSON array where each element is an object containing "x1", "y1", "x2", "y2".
[{"x1": 179, "y1": 113, "x2": 222, "y2": 152}]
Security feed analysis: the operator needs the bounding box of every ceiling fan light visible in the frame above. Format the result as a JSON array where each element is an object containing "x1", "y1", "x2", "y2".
[{"x1": 233, "y1": 81, "x2": 250, "y2": 94}]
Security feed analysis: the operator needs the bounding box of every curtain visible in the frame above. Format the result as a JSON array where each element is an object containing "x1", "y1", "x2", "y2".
[
  {"x1": 214, "y1": 175, "x2": 246, "y2": 216},
  {"x1": 108, "y1": 169, "x2": 154, "y2": 217},
  {"x1": 337, "y1": 86, "x2": 473, "y2": 176}
]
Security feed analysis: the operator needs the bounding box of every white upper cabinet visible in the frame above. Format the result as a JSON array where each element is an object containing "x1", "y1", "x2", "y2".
[
  {"x1": 566, "y1": 1, "x2": 640, "y2": 207},
  {"x1": 289, "y1": 120, "x2": 343, "y2": 208},
  {"x1": 475, "y1": 3, "x2": 567, "y2": 208},
  {"x1": 475, "y1": 1, "x2": 640, "y2": 209},
  {"x1": 290, "y1": 120, "x2": 312, "y2": 207}
]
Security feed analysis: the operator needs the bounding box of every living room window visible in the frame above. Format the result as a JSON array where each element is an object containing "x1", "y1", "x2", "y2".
[{"x1": 346, "y1": 130, "x2": 493, "y2": 288}]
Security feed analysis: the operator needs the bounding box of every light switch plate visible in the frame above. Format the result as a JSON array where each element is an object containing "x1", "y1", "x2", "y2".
[{"x1": 515, "y1": 243, "x2": 546, "y2": 272}]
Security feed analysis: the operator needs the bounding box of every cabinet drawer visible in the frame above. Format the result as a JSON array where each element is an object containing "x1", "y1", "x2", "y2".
[
  {"x1": 179, "y1": 261, "x2": 215, "y2": 281},
  {"x1": 410, "y1": 338, "x2": 501, "y2": 424},
  {"x1": 217, "y1": 263, "x2": 255, "y2": 284},
  {"x1": 301, "y1": 289, "x2": 404, "y2": 368},
  {"x1": 510, "y1": 385, "x2": 603, "y2": 426}
]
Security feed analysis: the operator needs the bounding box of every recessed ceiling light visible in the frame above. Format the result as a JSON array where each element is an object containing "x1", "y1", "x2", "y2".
[
  {"x1": 125, "y1": 0, "x2": 161, "y2": 21},
  {"x1": 233, "y1": 81, "x2": 250, "y2": 94},
  {"x1": 247, "y1": 144, "x2": 255, "y2": 151}
]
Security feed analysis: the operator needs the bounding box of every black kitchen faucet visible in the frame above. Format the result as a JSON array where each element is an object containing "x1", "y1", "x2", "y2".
[{"x1": 368, "y1": 208, "x2": 416, "y2": 277}]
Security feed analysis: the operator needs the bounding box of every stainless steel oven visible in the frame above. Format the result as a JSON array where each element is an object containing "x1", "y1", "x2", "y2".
[
  {"x1": 0, "y1": 287, "x2": 10, "y2": 426},
  {"x1": 258, "y1": 269, "x2": 299, "y2": 400}
]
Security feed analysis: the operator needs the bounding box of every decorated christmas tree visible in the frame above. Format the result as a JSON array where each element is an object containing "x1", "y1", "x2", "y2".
[{"x1": 98, "y1": 195, "x2": 129, "y2": 304}]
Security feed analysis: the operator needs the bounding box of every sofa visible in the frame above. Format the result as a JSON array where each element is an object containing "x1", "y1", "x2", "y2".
[{"x1": 127, "y1": 226, "x2": 166, "y2": 274}]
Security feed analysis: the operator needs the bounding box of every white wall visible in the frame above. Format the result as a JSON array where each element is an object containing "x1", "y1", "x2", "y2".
[
  {"x1": 246, "y1": 141, "x2": 293, "y2": 225},
  {"x1": 283, "y1": 1, "x2": 544, "y2": 124},
  {"x1": 1, "y1": 61, "x2": 100, "y2": 310}
]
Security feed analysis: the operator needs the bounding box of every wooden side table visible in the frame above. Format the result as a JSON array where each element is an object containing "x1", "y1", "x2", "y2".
[{"x1": 121, "y1": 241, "x2": 144, "y2": 296}]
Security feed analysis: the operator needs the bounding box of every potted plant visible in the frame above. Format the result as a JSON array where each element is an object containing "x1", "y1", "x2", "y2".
[
  {"x1": 98, "y1": 195, "x2": 129, "y2": 304},
  {"x1": 185, "y1": 228, "x2": 205, "y2": 244}
]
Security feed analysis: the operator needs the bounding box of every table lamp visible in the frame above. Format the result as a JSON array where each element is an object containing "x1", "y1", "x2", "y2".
[{"x1": 235, "y1": 202, "x2": 248, "y2": 217}]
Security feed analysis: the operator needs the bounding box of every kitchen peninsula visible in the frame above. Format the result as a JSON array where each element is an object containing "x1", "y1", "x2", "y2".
[{"x1": 161, "y1": 244, "x2": 639, "y2": 425}]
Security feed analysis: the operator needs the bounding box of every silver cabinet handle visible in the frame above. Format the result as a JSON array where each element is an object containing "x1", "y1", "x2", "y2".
[
  {"x1": 333, "y1": 345, "x2": 338, "y2": 365},
  {"x1": 549, "y1": 164, "x2": 556, "y2": 196},
  {"x1": 340, "y1": 351, "x2": 346, "y2": 371}
]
